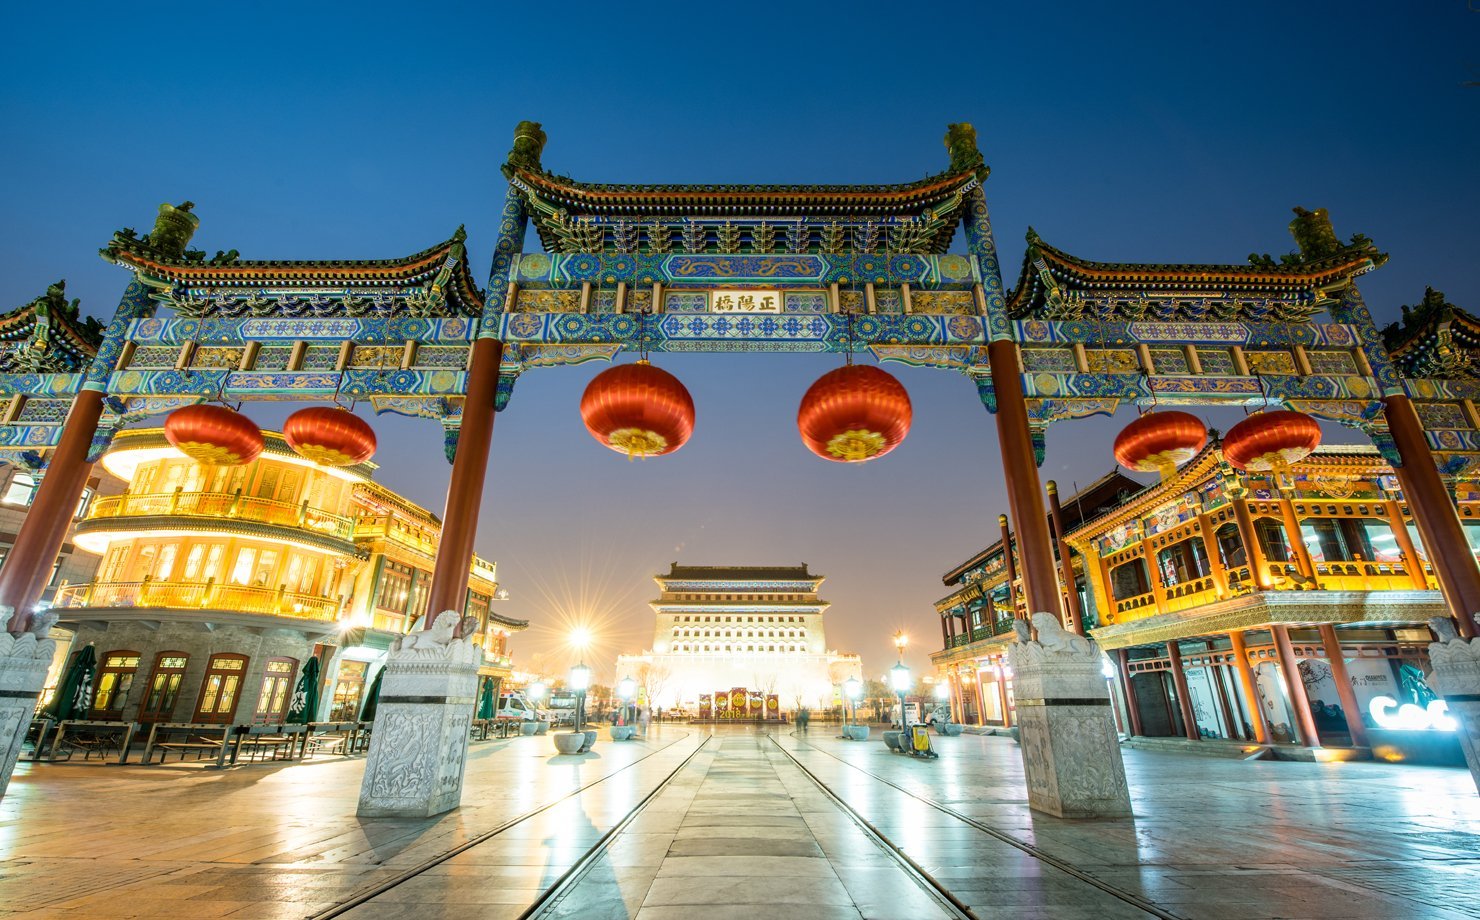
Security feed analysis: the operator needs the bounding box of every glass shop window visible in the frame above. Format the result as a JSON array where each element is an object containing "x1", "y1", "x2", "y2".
[
  {"x1": 1109, "y1": 558, "x2": 1151, "y2": 600},
  {"x1": 1215, "y1": 522, "x2": 1246, "y2": 569},
  {"x1": 1254, "y1": 518, "x2": 1292, "y2": 563},
  {"x1": 329, "y1": 659, "x2": 367, "y2": 721},
  {"x1": 254, "y1": 657, "x2": 298, "y2": 724},
  {"x1": 155, "y1": 544, "x2": 178, "y2": 581},
  {"x1": 231, "y1": 548, "x2": 257, "y2": 586},
  {"x1": 182, "y1": 544, "x2": 207, "y2": 581},
  {"x1": 194, "y1": 653, "x2": 249, "y2": 723},
  {"x1": 74, "y1": 487, "x2": 95, "y2": 520},
  {"x1": 374, "y1": 560, "x2": 414, "y2": 612},
  {"x1": 1, "y1": 472, "x2": 36, "y2": 507},
  {"x1": 91, "y1": 650, "x2": 142, "y2": 717},
  {"x1": 203, "y1": 544, "x2": 225, "y2": 581},
  {"x1": 138, "y1": 653, "x2": 190, "y2": 723},
  {"x1": 407, "y1": 570, "x2": 430, "y2": 622}
]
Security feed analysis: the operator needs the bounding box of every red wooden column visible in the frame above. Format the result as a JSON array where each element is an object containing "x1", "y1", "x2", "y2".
[
  {"x1": 1046, "y1": 480, "x2": 1085, "y2": 635},
  {"x1": 0, "y1": 390, "x2": 106, "y2": 631},
  {"x1": 996, "y1": 657, "x2": 1013, "y2": 728},
  {"x1": 1228, "y1": 630, "x2": 1270, "y2": 744},
  {"x1": 1317, "y1": 624, "x2": 1369, "y2": 748},
  {"x1": 989, "y1": 340, "x2": 1063, "y2": 623},
  {"x1": 1117, "y1": 649, "x2": 1144, "y2": 736},
  {"x1": 1165, "y1": 641, "x2": 1201, "y2": 741},
  {"x1": 999, "y1": 514, "x2": 1020, "y2": 617},
  {"x1": 1272, "y1": 625, "x2": 1320, "y2": 747},
  {"x1": 1385, "y1": 394, "x2": 1480, "y2": 637},
  {"x1": 423, "y1": 337, "x2": 504, "y2": 623},
  {"x1": 938, "y1": 614, "x2": 951, "y2": 647}
]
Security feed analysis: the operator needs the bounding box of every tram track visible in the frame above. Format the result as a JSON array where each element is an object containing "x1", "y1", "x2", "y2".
[
  {"x1": 307, "y1": 730, "x2": 707, "y2": 920},
  {"x1": 776, "y1": 732, "x2": 1183, "y2": 920},
  {"x1": 764, "y1": 733, "x2": 977, "y2": 920}
]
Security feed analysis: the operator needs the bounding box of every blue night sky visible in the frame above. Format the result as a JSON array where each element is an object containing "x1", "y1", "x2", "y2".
[{"x1": 2, "y1": 2, "x2": 1476, "y2": 680}]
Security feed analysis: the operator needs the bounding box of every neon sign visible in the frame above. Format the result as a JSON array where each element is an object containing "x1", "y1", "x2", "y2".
[{"x1": 1367, "y1": 695, "x2": 1457, "y2": 732}]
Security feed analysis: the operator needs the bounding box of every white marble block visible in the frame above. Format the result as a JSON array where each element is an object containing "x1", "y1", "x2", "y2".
[
  {"x1": 1428, "y1": 618, "x2": 1480, "y2": 796},
  {"x1": 0, "y1": 607, "x2": 58, "y2": 801},
  {"x1": 1008, "y1": 612, "x2": 1132, "y2": 819},
  {"x1": 357, "y1": 611, "x2": 481, "y2": 818}
]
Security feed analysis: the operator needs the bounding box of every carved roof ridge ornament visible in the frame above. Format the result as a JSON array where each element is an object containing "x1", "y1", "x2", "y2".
[{"x1": 1382, "y1": 287, "x2": 1478, "y2": 380}]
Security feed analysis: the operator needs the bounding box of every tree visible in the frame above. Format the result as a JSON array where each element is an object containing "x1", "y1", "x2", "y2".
[{"x1": 634, "y1": 662, "x2": 671, "y2": 709}]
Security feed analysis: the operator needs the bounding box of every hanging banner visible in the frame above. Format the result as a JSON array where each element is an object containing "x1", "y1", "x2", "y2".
[
  {"x1": 766, "y1": 694, "x2": 779, "y2": 720},
  {"x1": 732, "y1": 687, "x2": 748, "y2": 717},
  {"x1": 699, "y1": 693, "x2": 712, "y2": 720},
  {"x1": 714, "y1": 690, "x2": 729, "y2": 716}
]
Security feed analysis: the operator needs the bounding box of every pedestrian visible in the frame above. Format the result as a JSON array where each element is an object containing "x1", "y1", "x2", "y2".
[
  {"x1": 639, "y1": 704, "x2": 652, "y2": 736},
  {"x1": 797, "y1": 707, "x2": 810, "y2": 733}
]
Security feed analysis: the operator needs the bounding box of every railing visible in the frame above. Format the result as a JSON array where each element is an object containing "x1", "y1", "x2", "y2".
[
  {"x1": 354, "y1": 514, "x2": 437, "y2": 553},
  {"x1": 1313, "y1": 560, "x2": 1422, "y2": 592},
  {"x1": 948, "y1": 617, "x2": 1017, "y2": 649},
  {"x1": 1162, "y1": 575, "x2": 1219, "y2": 613},
  {"x1": 1113, "y1": 590, "x2": 1158, "y2": 618},
  {"x1": 87, "y1": 490, "x2": 355, "y2": 542},
  {"x1": 54, "y1": 580, "x2": 342, "y2": 620}
]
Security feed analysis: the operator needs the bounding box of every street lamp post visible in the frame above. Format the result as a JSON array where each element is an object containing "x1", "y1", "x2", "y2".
[
  {"x1": 569, "y1": 663, "x2": 592, "y2": 730},
  {"x1": 843, "y1": 677, "x2": 862, "y2": 739},
  {"x1": 527, "y1": 680, "x2": 548, "y2": 725},
  {"x1": 616, "y1": 677, "x2": 637, "y2": 727},
  {"x1": 891, "y1": 661, "x2": 912, "y2": 735}
]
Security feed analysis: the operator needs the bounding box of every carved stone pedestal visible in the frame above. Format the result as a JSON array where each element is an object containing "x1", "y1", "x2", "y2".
[
  {"x1": 357, "y1": 612, "x2": 480, "y2": 818},
  {"x1": 1008, "y1": 612, "x2": 1132, "y2": 819},
  {"x1": 0, "y1": 607, "x2": 58, "y2": 801},
  {"x1": 1429, "y1": 618, "x2": 1480, "y2": 795}
]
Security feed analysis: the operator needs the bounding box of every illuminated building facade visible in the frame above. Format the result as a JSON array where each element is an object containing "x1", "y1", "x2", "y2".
[
  {"x1": 52, "y1": 427, "x2": 524, "y2": 724},
  {"x1": 616, "y1": 564, "x2": 862, "y2": 713}
]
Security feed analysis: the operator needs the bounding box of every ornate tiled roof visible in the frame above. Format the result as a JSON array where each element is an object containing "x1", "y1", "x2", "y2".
[
  {"x1": 1006, "y1": 225, "x2": 1385, "y2": 323},
  {"x1": 658, "y1": 563, "x2": 818, "y2": 583},
  {"x1": 0, "y1": 281, "x2": 103, "y2": 373},
  {"x1": 102, "y1": 226, "x2": 486, "y2": 317},
  {"x1": 1381, "y1": 288, "x2": 1478, "y2": 380}
]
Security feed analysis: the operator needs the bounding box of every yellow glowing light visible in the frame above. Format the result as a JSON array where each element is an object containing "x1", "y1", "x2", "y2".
[{"x1": 570, "y1": 627, "x2": 592, "y2": 651}]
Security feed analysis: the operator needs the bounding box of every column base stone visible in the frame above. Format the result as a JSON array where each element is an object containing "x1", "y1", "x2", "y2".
[
  {"x1": 1008, "y1": 612, "x2": 1132, "y2": 819},
  {"x1": 357, "y1": 612, "x2": 480, "y2": 818},
  {"x1": 0, "y1": 608, "x2": 59, "y2": 800},
  {"x1": 1429, "y1": 618, "x2": 1480, "y2": 795}
]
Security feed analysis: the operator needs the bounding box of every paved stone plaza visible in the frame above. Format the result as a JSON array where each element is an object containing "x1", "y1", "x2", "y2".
[{"x1": 0, "y1": 725, "x2": 1477, "y2": 919}]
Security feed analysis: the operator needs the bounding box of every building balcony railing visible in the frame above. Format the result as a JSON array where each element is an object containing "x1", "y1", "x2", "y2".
[
  {"x1": 54, "y1": 579, "x2": 343, "y2": 621},
  {"x1": 947, "y1": 616, "x2": 1017, "y2": 649},
  {"x1": 87, "y1": 490, "x2": 355, "y2": 542},
  {"x1": 1161, "y1": 575, "x2": 1219, "y2": 613},
  {"x1": 354, "y1": 514, "x2": 437, "y2": 554},
  {"x1": 1113, "y1": 590, "x2": 1158, "y2": 618}
]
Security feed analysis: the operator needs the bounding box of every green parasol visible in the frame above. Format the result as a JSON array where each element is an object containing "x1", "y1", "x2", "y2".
[
  {"x1": 44, "y1": 644, "x2": 96, "y2": 721},
  {"x1": 477, "y1": 676, "x2": 496, "y2": 720},
  {"x1": 359, "y1": 665, "x2": 384, "y2": 722},
  {"x1": 286, "y1": 655, "x2": 321, "y2": 724}
]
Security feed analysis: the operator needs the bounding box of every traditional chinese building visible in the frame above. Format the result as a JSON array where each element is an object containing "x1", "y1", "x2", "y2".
[
  {"x1": 930, "y1": 472, "x2": 1141, "y2": 726},
  {"x1": 615, "y1": 564, "x2": 862, "y2": 714},
  {"x1": 51, "y1": 427, "x2": 525, "y2": 725}
]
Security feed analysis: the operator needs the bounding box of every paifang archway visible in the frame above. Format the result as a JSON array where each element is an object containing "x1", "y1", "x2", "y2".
[{"x1": 0, "y1": 123, "x2": 1475, "y2": 815}]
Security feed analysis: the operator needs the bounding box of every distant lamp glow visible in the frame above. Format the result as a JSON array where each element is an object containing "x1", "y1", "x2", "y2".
[
  {"x1": 890, "y1": 662, "x2": 912, "y2": 693},
  {"x1": 616, "y1": 678, "x2": 637, "y2": 701},
  {"x1": 1101, "y1": 654, "x2": 1117, "y2": 680},
  {"x1": 570, "y1": 627, "x2": 592, "y2": 651},
  {"x1": 893, "y1": 631, "x2": 909, "y2": 653},
  {"x1": 527, "y1": 681, "x2": 548, "y2": 703},
  {"x1": 569, "y1": 664, "x2": 592, "y2": 692},
  {"x1": 933, "y1": 682, "x2": 950, "y2": 701},
  {"x1": 843, "y1": 678, "x2": 863, "y2": 701}
]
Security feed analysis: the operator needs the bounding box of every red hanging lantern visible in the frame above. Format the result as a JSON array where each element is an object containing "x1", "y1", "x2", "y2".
[
  {"x1": 1222, "y1": 409, "x2": 1322, "y2": 472},
  {"x1": 1113, "y1": 410, "x2": 1208, "y2": 479},
  {"x1": 283, "y1": 406, "x2": 377, "y2": 466},
  {"x1": 580, "y1": 360, "x2": 695, "y2": 459},
  {"x1": 164, "y1": 404, "x2": 264, "y2": 466},
  {"x1": 797, "y1": 365, "x2": 912, "y2": 463}
]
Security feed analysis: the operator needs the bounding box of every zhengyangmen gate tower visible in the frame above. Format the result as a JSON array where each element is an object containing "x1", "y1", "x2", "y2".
[{"x1": 0, "y1": 123, "x2": 1476, "y2": 817}]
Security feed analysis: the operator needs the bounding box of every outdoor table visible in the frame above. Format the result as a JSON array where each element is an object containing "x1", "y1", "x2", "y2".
[
  {"x1": 25, "y1": 717, "x2": 55, "y2": 761},
  {"x1": 300, "y1": 721, "x2": 360, "y2": 758},
  {"x1": 228, "y1": 723, "x2": 307, "y2": 764},
  {"x1": 47, "y1": 720, "x2": 136, "y2": 763},
  {"x1": 139, "y1": 722, "x2": 235, "y2": 766}
]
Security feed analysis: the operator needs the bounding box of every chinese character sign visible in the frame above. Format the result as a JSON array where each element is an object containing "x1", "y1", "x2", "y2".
[{"x1": 710, "y1": 290, "x2": 781, "y2": 313}]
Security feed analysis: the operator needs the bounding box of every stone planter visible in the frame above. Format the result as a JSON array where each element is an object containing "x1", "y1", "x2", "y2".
[
  {"x1": 520, "y1": 721, "x2": 539, "y2": 736},
  {"x1": 553, "y1": 732, "x2": 586, "y2": 755},
  {"x1": 936, "y1": 723, "x2": 963, "y2": 737},
  {"x1": 882, "y1": 730, "x2": 903, "y2": 752},
  {"x1": 844, "y1": 725, "x2": 870, "y2": 742},
  {"x1": 580, "y1": 730, "x2": 598, "y2": 752},
  {"x1": 610, "y1": 725, "x2": 636, "y2": 741},
  {"x1": 534, "y1": 720, "x2": 549, "y2": 735}
]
